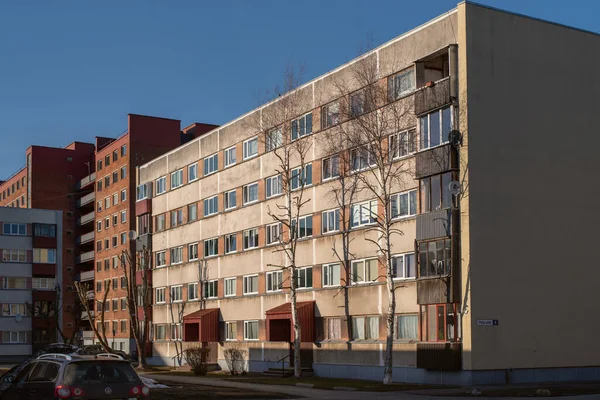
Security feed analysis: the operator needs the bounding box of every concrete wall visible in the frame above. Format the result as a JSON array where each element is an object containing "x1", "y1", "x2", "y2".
[{"x1": 461, "y1": 2, "x2": 600, "y2": 370}]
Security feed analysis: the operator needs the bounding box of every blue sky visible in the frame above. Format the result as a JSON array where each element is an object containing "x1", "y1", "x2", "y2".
[{"x1": 0, "y1": 0, "x2": 597, "y2": 178}]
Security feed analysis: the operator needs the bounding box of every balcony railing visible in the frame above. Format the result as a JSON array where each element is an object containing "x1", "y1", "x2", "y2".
[
  {"x1": 76, "y1": 172, "x2": 96, "y2": 190},
  {"x1": 76, "y1": 211, "x2": 94, "y2": 226},
  {"x1": 79, "y1": 270, "x2": 94, "y2": 282},
  {"x1": 414, "y1": 77, "x2": 451, "y2": 115},
  {"x1": 76, "y1": 191, "x2": 95, "y2": 207},
  {"x1": 76, "y1": 251, "x2": 94, "y2": 264},
  {"x1": 76, "y1": 231, "x2": 94, "y2": 245},
  {"x1": 416, "y1": 342, "x2": 462, "y2": 370}
]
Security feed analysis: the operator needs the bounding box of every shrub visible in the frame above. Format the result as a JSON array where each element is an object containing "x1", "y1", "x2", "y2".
[
  {"x1": 223, "y1": 347, "x2": 247, "y2": 375},
  {"x1": 184, "y1": 346, "x2": 211, "y2": 376}
]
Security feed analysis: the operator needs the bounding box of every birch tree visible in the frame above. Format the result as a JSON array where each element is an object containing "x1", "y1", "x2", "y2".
[{"x1": 74, "y1": 280, "x2": 111, "y2": 351}]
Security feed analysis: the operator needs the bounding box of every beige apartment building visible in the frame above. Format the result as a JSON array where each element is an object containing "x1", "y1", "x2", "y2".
[{"x1": 135, "y1": 2, "x2": 600, "y2": 384}]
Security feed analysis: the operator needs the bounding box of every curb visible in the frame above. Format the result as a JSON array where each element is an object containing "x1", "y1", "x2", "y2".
[{"x1": 333, "y1": 386, "x2": 357, "y2": 391}]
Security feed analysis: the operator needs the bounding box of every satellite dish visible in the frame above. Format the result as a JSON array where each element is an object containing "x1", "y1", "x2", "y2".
[
  {"x1": 449, "y1": 181, "x2": 461, "y2": 196},
  {"x1": 448, "y1": 130, "x2": 462, "y2": 147},
  {"x1": 15, "y1": 314, "x2": 22, "y2": 322},
  {"x1": 128, "y1": 230, "x2": 138, "y2": 241}
]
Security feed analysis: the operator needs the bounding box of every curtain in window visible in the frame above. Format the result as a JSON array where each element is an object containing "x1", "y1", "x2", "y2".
[
  {"x1": 352, "y1": 317, "x2": 365, "y2": 340},
  {"x1": 366, "y1": 317, "x2": 379, "y2": 339},
  {"x1": 398, "y1": 315, "x2": 418, "y2": 339},
  {"x1": 328, "y1": 318, "x2": 341, "y2": 340}
]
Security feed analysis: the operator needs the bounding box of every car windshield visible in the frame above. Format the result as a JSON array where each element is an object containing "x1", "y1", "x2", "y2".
[{"x1": 63, "y1": 361, "x2": 138, "y2": 385}]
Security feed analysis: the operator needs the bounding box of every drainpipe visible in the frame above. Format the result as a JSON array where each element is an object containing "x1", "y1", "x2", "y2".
[{"x1": 448, "y1": 44, "x2": 459, "y2": 101}]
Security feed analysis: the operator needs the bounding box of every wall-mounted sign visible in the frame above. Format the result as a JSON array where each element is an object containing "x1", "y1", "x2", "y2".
[{"x1": 477, "y1": 319, "x2": 498, "y2": 326}]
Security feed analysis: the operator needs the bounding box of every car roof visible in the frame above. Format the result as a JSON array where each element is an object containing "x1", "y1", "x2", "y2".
[{"x1": 35, "y1": 354, "x2": 129, "y2": 363}]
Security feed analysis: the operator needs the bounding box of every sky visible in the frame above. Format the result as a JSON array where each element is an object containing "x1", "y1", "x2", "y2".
[{"x1": 0, "y1": 0, "x2": 598, "y2": 178}]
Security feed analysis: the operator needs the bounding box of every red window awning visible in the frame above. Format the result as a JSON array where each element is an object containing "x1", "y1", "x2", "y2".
[
  {"x1": 183, "y1": 308, "x2": 219, "y2": 342},
  {"x1": 265, "y1": 301, "x2": 315, "y2": 343}
]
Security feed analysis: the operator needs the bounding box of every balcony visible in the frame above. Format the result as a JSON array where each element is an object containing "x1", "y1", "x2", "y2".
[
  {"x1": 33, "y1": 263, "x2": 55, "y2": 276},
  {"x1": 76, "y1": 173, "x2": 96, "y2": 190},
  {"x1": 77, "y1": 211, "x2": 94, "y2": 226},
  {"x1": 136, "y1": 233, "x2": 151, "y2": 252},
  {"x1": 416, "y1": 209, "x2": 451, "y2": 241},
  {"x1": 76, "y1": 231, "x2": 94, "y2": 245},
  {"x1": 76, "y1": 251, "x2": 94, "y2": 264},
  {"x1": 76, "y1": 191, "x2": 95, "y2": 208},
  {"x1": 415, "y1": 77, "x2": 451, "y2": 115},
  {"x1": 416, "y1": 342, "x2": 462, "y2": 370},
  {"x1": 80, "y1": 270, "x2": 94, "y2": 282},
  {"x1": 415, "y1": 143, "x2": 458, "y2": 179},
  {"x1": 82, "y1": 330, "x2": 95, "y2": 339}
]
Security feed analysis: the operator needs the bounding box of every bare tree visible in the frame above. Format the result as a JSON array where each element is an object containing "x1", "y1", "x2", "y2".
[
  {"x1": 253, "y1": 65, "x2": 313, "y2": 378},
  {"x1": 327, "y1": 55, "x2": 415, "y2": 384},
  {"x1": 119, "y1": 247, "x2": 152, "y2": 369},
  {"x1": 74, "y1": 280, "x2": 111, "y2": 351},
  {"x1": 167, "y1": 290, "x2": 186, "y2": 367}
]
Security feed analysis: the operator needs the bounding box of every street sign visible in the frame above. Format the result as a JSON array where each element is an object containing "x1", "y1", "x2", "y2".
[{"x1": 477, "y1": 319, "x2": 499, "y2": 326}]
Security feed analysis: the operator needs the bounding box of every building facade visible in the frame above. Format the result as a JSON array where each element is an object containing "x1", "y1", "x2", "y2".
[
  {"x1": 136, "y1": 2, "x2": 600, "y2": 385},
  {"x1": 0, "y1": 207, "x2": 63, "y2": 361}
]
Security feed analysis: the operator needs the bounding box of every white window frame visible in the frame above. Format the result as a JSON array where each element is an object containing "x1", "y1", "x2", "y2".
[
  {"x1": 243, "y1": 274, "x2": 258, "y2": 295},
  {"x1": 121, "y1": 189, "x2": 127, "y2": 202},
  {"x1": 391, "y1": 252, "x2": 416, "y2": 280},
  {"x1": 294, "y1": 215, "x2": 313, "y2": 239},
  {"x1": 188, "y1": 243, "x2": 199, "y2": 261},
  {"x1": 136, "y1": 183, "x2": 148, "y2": 201},
  {"x1": 225, "y1": 322, "x2": 237, "y2": 341},
  {"x1": 265, "y1": 175, "x2": 282, "y2": 198},
  {"x1": 243, "y1": 228, "x2": 259, "y2": 250},
  {"x1": 204, "y1": 238, "x2": 218, "y2": 258},
  {"x1": 242, "y1": 182, "x2": 258, "y2": 205},
  {"x1": 224, "y1": 278, "x2": 236, "y2": 297},
  {"x1": 121, "y1": 210, "x2": 127, "y2": 223},
  {"x1": 351, "y1": 200, "x2": 377, "y2": 228},
  {"x1": 243, "y1": 137, "x2": 258, "y2": 160},
  {"x1": 170, "y1": 247, "x2": 183, "y2": 265},
  {"x1": 265, "y1": 128, "x2": 283, "y2": 151},
  {"x1": 204, "y1": 153, "x2": 218, "y2": 176},
  {"x1": 419, "y1": 105, "x2": 453, "y2": 151},
  {"x1": 225, "y1": 233, "x2": 237, "y2": 254},
  {"x1": 388, "y1": 68, "x2": 415, "y2": 100},
  {"x1": 170, "y1": 323, "x2": 182, "y2": 341},
  {"x1": 321, "y1": 209, "x2": 340, "y2": 234},
  {"x1": 322, "y1": 155, "x2": 340, "y2": 181},
  {"x1": 244, "y1": 320, "x2": 259, "y2": 341},
  {"x1": 3, "y1": 331, "x2": 26, "y2": 344},
  {"x1": 266, "y1": 223, "x2": 281, "y2": 245},
  {"x1": 188, "y1": 163, "x2": 198, "y2": 182},
  {"x1": 224, "y1": 146, "x2": 236, "y2": 168},
  {"x1": 188, "y1": 282, "x2": 199, "y2": 301},
  {"x1": 2, "y1": 223, "x2": 26, "y2": 236},
  {"x1": 350, "y1": 145, "x2": 377, "y2": 172},
  {"x1": 171, "y1": 169, "x2": 183, "y2": 189},
  {"x1": 291, "y1": 112, "x2": 313, "y2": 140},
  {"x1": 389, "y1": 129, "x2": 417, "y2": 160},
  {"x1": 296, "y1": 266, "x2": 313, "y2": 289},
  {"x1": 170, "y1": 285, "x2": 183, "y2": 303},
  {"x1": 155, "y1": 287, "x2": 166, "y2": 304},
  {"x1": 322, "y1": 263, "x2": 341, "y2": 287},
  {"x1": 155, "y1": 176, "x2": 166, "y2": 195},
  {"x1": 391, "y1": 189, "x2": 417, "y2": 220},
  {"x1": 224, "y1": 190, "x2": 236, "y2": 210},
  {"x1": 204, "y1": 280, "x2": 218, "y2": 299},
  {"x1": 266, "y1": 270, "x2": 283, "y2": 292},
  {"x1": 290, "y1": 163, "x2": 312, "y2": 191},
  {"x1": 155, "y1": 251, "x2": 166, "y2": 268},
  {"x1": 351, "y1": 258, "x2": 378, "y2": 284},
  {"x1": 203, "y1": 196, "x2": 218, "y2": 217}
]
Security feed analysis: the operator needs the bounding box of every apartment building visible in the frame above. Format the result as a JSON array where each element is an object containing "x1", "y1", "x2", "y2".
[
  {"x1": 93, "y1": 115, "x2": 218, "y2": 353},
  {"x1": 136, "y1": 2, "x2": 600, "y2": 385},
  {"x1": 0, "y1": 207, "x2": 63, "y2": 361}
]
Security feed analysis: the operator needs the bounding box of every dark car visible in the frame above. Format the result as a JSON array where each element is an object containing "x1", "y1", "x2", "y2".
[
  {"x1": 31, "y1": 343, "x2": 79, "y2": 360},
  {"x1": 1, "y1": 354, "x2": 149, "y2": 400}
]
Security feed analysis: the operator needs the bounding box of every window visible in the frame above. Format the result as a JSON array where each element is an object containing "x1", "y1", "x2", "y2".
[
  {"x1": 204, "y1": 238, "x2": 218, "y2": 257},
  {"x1": 420, "y1": 303, "x2": 460, "y2": 342},
  {"x1": 243, "y1": 275, "x2": 258, "y2": 295},
  {"x1": 97, "y1": 159, "x2": 103, "y2": 171},
  {"x1": 33, "y1": 248, "x2": 56, "y2": 264},
  {"x1": 397, "y1": 315, "x2": 418, "y2": 340},
  {"x1": 2, "y1": 331, "x2": 26, "y2": 344},
  {"x1": 171, "y1": 209, "x2": 183, "y2": 227},
  {"x1": 171, "y1": 324, "x2": 182, "y2": 341},
  {"x1": 203, "y1": 154, "x2": 218, "y2": 176},
  {"x1": 243, "y1": 137, "x2": 258, "y2": 160},
  {"x1": 352, "y1": 316, "x2": 379, "y2": 340},
  {"x1": 322, "y1": 263, "x2": 341, "y2": 287},
  {"x1": 389, "y1": 129, "x2": 417, "y2": 159},
  {"x1": 113, "y1": 214, "x2": 118, "y2": 226},
  {"x1": 204, "y1": 280, "x2": 218, "y2": 299},
  {"x1": 326, "y1": 318, "x2": 342, "y2": 340},
  {"x1": 296, "y1": 267, "x2": 313, "y2": 289},
  {"x1": 3, "y1": 223, "x2": 26, "y2": 236},
  {"x1": 170, "y1": 285, "x2": 183, "y2": 302},
  {"x1": 322, "y1": 209, "x2": 340, "y2": 233},
  {"x1": 155, "y1": 176, "x2": 166, "y2": 195},
  {"x1": 96, "y1": 261, "x2": 102, "y2": 272},
  {"x1": 291, "y1": 112, "x2": 313, "y2": 140},
  {"x1": 224, "y1": 146, "x2": 236, "y2": 167},
  {"x1": 224, "y1": 190, "x2": 236, "y2": 210},
  {"x1": 224, "y1": 278, "x2": 236, "y2": 297},
  {"x1": 392, "y1": 253, "x2": 416, "y2": 279},
  {"x1": 266, "y1": 223, "x2": 281, "y2": 245},
  {"x1": 34, "y1": 224, "x2": 56, "y2": 238},
  {"x1": 121, "y1": 166, "x2": 126, "y2": 179},
  {"x1": 112, "y1": 256, "x2": 119, "y2": 269},
  {"x1": 121, "y1": 298, "x2": 127, "y2": 310},
  {"x1": 155, "y1": 287, "x2": 166, "y2": 303},
  {"x1": 112, "y1": 171, "x2": 118, "y2": 184},
  {"x1": 170, "y1": 247, "x2": 183, "y2": 265},
  {"x1": 188, "y1": 203, "x2": 197, "y2": 221},
  {"x1": 419, "y1": 106, "x2": 452, "y2": 150},
  {"x1": 418, "y1": 239, "x2": 451, "y2": 277},
  {"x1": 188, "y1": 163, "x2": 198, "y2": 182},
  {"x1": 243, "y1": 228, "x2": 258, "y2": 250},
  {"x1": 243, "y1": 182, "x2": 258, "y2": 204},
  {"x1": 189, "y1": 243, "x2": 198, "y2": 261},
  {"x1": 266, "y1": 271, "x2": 283, "y2": 292},
  {"x1": 120, "y1": 232, "x2": 126, "y2": 245},
  {"x1": 105, "y1": 197, "x2": 110, "y2": 210},
  {"x1": 112, "y1": 278, "x2": 118, "y2": 290},
  {"x1": 322, "y1": 101, "x2": 340, "y2": 129},
  {"x1": 97, "y1": 201, "x2": 102, "y2": 212},
  {"x1": 112, "y1": 299, "x2": 118, "y2": 311},
  {"x1": 171, "y1": 169, "x2": 183, "y2": 189},
  {"x1": 351, "y1": 200, "x2": 377, "y2": 227},
  {"x1": 32, "y1": 277, "x2": 55, "y2": 290},
  {"x1": 121, "y1": 320, "x2": 127, "y2": 332},
  {"x1": 156, "y1": 214, "x2": 165, "y2": 231},
  {"x1": 350, "y1": 145, "x2": 376, "y2": 171},
  {"x1": 121, "y1": 210, "x2": 127, "y2": 223},
  {"x1": 188, "y1": 283, "x2": 199, "y2": 300},
  {"x1": 155, "y1": 325, "x2": 166, "y2": 340},
  {"x1": 391, "y1": 189, "x2": 417, "y2": 219},
  {"x1": 104, "y1": 259, "x2": 109, "y2": 270},
  {"x1": 265, "y1": 128, "x2": 282, "y2": 151},
  {"x1": 350, "y1": 90, "x2": 373, "y2": 117},
  {"x1": 112, "y1": 235, "x2": 118, "y2": 247},
  {"x1": 121, "y1": 144, "x2": 127, "y2": 157},
  {"x1": 292, "y1": 215, "x2": 313, "y2": 239},
  {"x1": 265, "y1": 175, "x2": 282, "y2": 198},
  {"x1": 104, "y1": 217, "x2": 110, "y2": 229},
  {"x1": 225, "y1": 322, "x2": 237, "y2": 340},
  {"x1": 121, "y1": 189, "x2": 126, "y2": 202},
  {"x1": 112, "y1": 150, "x2": 118, "y2": 162},
  {"x1": 388, "y1": 68, "x2": 415, "y2": 100},
  {"x1": 244, "y1": 321, "x2": 259, "y2": 340},
  {"x1": 351, "y1": 258, "x2": 378, "y2": 283},
  {"x1": 2, "y1": 277, "x2": 26, "y2": 289},
  {"x1": 136, "y1": 184, "x2": 148, "y2": 200},
  {"x1": 203, "y1": 196, "x2": 218, "y2": 217},
  {"x1": 322, "y1": 155, "x2": 339, "y2": 180},
  {"x1": 420, "y1": 172, "x2": 454, "y2": 213},
  {"x1": 2, "y1": 249, "x2": 26, "y2": 262},
  {"x1": 290, "y1": 163, "x2": 312, "y2": 190},
  {"x1": 96, "y1": 281, "x2": 102, "y2": 292},
  {"x1": 225, "y1": 234, "x2": 237, "y2": 254},
  {"x1": 112, "y1": 193, "x2": 118, "y2": 206},
  {"x1": 120, "y1": 276, "x2": 126, "y2": 288}
]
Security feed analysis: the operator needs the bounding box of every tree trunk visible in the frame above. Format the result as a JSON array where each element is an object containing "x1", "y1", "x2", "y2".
[
  {"x1": 383, "y1": 225, "x2": 396, "y2": 385},
  {"x1": 290, "y1": 282, "x2": 302, "y2": 378}
]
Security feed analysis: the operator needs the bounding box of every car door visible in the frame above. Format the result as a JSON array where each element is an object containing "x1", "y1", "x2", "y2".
[
  {"x1": 0, "y1": 363, "x2": 33, "y2": 400},
  {"x1": 19, "y1": 361, "x2": 58, "y2": 400}
]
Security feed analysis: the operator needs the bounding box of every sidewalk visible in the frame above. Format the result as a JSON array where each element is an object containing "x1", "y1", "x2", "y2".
[{"x1": 142, "y1": 373, "x2": 600, "y2": 400}]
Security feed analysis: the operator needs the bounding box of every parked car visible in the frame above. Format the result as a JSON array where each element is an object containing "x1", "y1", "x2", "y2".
[
  {"x1": 78, "y1": 344, "x2": 128, "y2": 360},
  {"x1": 1, "y1": 353, "x2": 149, "y2": 399},
  {"x1": 31, "y1": 343, "x2": 79, "y2": 360}
]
